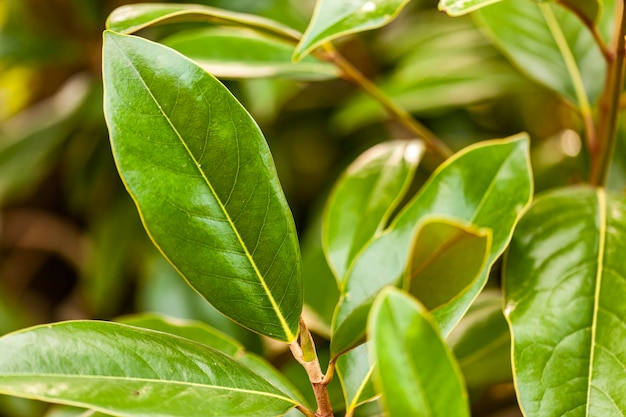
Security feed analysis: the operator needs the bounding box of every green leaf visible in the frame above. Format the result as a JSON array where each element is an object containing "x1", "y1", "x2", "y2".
[
  {"x1": 106, "y1": 3, "x2": 301, "y2": 41},
  {"x1": 447, "y1": 290, "x2": 512, "y2": 389},
  {"x1": 162, "y1": 27, "x2": 338, "y2": 81},
  {"x1": 474, "y1": 0, "x2": 605, "y2": 108},
  {"x1": 405, "y1": 218, "x2": 491, "y2": 311},
  {"x1": 117, "y1": 313, "x2": 244, "y2": 357},
  {"x1": 439, "y1": 0, "x2": 504, "y2": 16},
  {"x1": 368, "y1": 288, "x2": 470, "y2": 417},
  {"x1": 504, "y1": 187, "x2": 626, "y2": 416},
  {"x1": 336, "y1": 343, "x2": 378, "y2": 414},
  {"x1": 0, "y1": 321, "x2": 297, "y2": 416},
  {"x1": 323, "y1": 140, "x2": 423, "y2": 281},
  {"x1": 44, "y1": 406, "x2": 109, "y2": 417},
  {"x1": 331, "y1": 135, "x2": 532, "y2": 357},
  {"x1": 103, "y1": 32, "x2": 302, "y2": 342},
  {"x1": 119, "y1": 313, "x2": 309, "y2": 409},
  {"x1": 294, "y1": 0, "x2": 411, "y2": 61}
]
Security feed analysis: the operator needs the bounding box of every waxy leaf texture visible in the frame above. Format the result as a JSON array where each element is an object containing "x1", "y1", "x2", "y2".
[{"x1": 103, "y1": 32, "x2": 302, "y2": 342}]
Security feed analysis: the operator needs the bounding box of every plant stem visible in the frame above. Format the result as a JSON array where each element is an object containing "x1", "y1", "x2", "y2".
[
  {"x1": 318, "y1": 43, "x2": 453, "y2": 160},
  {"x1": 558, "y1": 0, "x2": 613, "y2": 61},
  {"x1": 590, "y1": 0, "x2": 626, "y2": 186},
  {"x1": 540, "y1": 3, "x2": 597, "y2": 154},
  {"x1": 290, "y1": 318, "x2": 334, "y2": 417}
]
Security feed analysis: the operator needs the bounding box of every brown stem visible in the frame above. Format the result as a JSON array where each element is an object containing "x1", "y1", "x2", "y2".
[
  {"x1": 557, "y1": 0, "x2": 613, "y2": 61},
  {"x1": 290, "y1": 318, "x2": 334, "y2": 417},
  {"x1": 317, "y1": 43, "x2": 453, "y2": 160},
  {"x1": 590, "y1": 0, "x2": 626, "y2": 185}
]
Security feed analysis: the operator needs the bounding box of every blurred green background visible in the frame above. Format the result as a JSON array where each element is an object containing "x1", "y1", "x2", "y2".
[{"x1": 0, "y1": 0, "x2": 602, "y2": 416}]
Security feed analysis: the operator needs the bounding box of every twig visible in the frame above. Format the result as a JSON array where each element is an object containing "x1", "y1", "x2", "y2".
[
  {"x1": 290, "y1": 318, "x2": 334, "y2": 417},
  {"x1": 557, "y1": 0, "x2": 613, "y2": 61},
  {"x1": 590, "y1": 0, "x2": 626, "y2": 185},
  {"x1": 317, "y1": 43, "x2": 453, "y2": 160}
]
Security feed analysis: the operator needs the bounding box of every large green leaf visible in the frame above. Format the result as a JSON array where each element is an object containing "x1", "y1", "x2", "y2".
[
  {"x1": 368, "y1": 288, "x2": 470, "y2": 417},
  {"x1": 439, "y1": 0, "x2": 504, "y2": 16},
  {"x1": 106, "y1": 3, "x2": 300, "y2": 41},
  {"x1": 331, "y1": 135, "x2": 532, "y2": 356},
  {"x1": 118, "y1": 313, "x2": 309, "y2": 410},
  {"x1": 405, "y1": 218, "x2": 491, "y2": 311},
  {"x1": 163, "y1": 27, "x2": 337, "y2": 81},
  {"x1": 504, "y1": 187, "x2": 626, "y2": 416},
  {"x1": 336, "y1": 343, "x2": 378, "y2": 415},
  {"x1": 323, "y1": 140, "x2": 423, "y2": 281},
  {"x1": 294, "y1": 0, "x2": 411, "y2": 61},
  {"x1": 447, "y1": 290, "x2": 512, "y2": 389},
  {"x1": 103, "y1": 32, "x2": 302, "y2": 342},
  {"x1": 118, "y1": 313, "x2": 243, "y2": 356},
  {"x1": 0, "y1": 321, "x2": 297, "y2": 417},
  {"x1": 44, "y1": 406, "x2": 108, "y2": 417},
  {"x1": 474, "y1": 0, "x2": 605, "y2": 108}
]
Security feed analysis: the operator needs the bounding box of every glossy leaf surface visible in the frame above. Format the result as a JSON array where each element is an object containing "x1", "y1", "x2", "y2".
[
  {"x1": 163, "y1": 27, "x2": 337, "y2": 81},
  {"x1": 106, "y1": 3, "x2": 301, "y2": 41},
  {"x1": 0, "y1": 321, "x2": 297, "y2": 416},
  {"x1": 331, "y1": 135, "x2": 532, "y2": 356},
  {"x1": 336, "y1": 343, "x2": 378, "y2": 414},
  {"x1": 475, "y1": 0, "x2": 605, "y2": 107},
  {"x1": 369, "y1": 288, "x2": 470, "y2": 416},
  {"x1": 323, "y1": 140, "x2": 423, "y2": 281},
  {"x1": 103, "y1": 32, "x2": 302, "y2": 342},
  {"x1": 504, "y1": 187, "x2": 626, "y2": 416},
  {"x1": 294, "y1": 0, "x2": 411, "y2": 61},
  {"x1": 447, "y1": 290, "x2": 511, "y2": 389},
  {"x1": 118, "y1": 313, "x2": 243, "y2": 356},
  {"x1": 439, "y1": 0, "x2": 503, "y2": 16},
  {"x1": 119, "y1": 313, "x2": 308, "y2": 409},
  {"x1": 405, "y1": 218, "x2": 491, "y2": 311}
]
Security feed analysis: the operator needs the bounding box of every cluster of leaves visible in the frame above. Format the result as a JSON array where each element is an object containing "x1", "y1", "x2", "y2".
[{"x1": 1, "y1": 0, "x2": 626, "y2": 416}]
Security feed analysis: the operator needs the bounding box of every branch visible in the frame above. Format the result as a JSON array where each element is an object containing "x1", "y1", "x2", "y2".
[
  {"x1": 590, "y1": 0, "x2": 626, "y2": 185},
  {"x1": 290, "y1": 318, "x2": 334, "y2": 417},
  {"x1": 317, "y1": 43, "x2": 453, "y2": 161}
]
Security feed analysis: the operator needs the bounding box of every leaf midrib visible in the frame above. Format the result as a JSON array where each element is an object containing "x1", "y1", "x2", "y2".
[
  {"x1": 586, "y1": 188, "x2": 606, "y2": 413},
  {"x1": 109, "y1": 34, "x2": 295, "y2": 341},
  {"x1": 0, "y1": 373, "x2": 297, "y2": 403}
]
